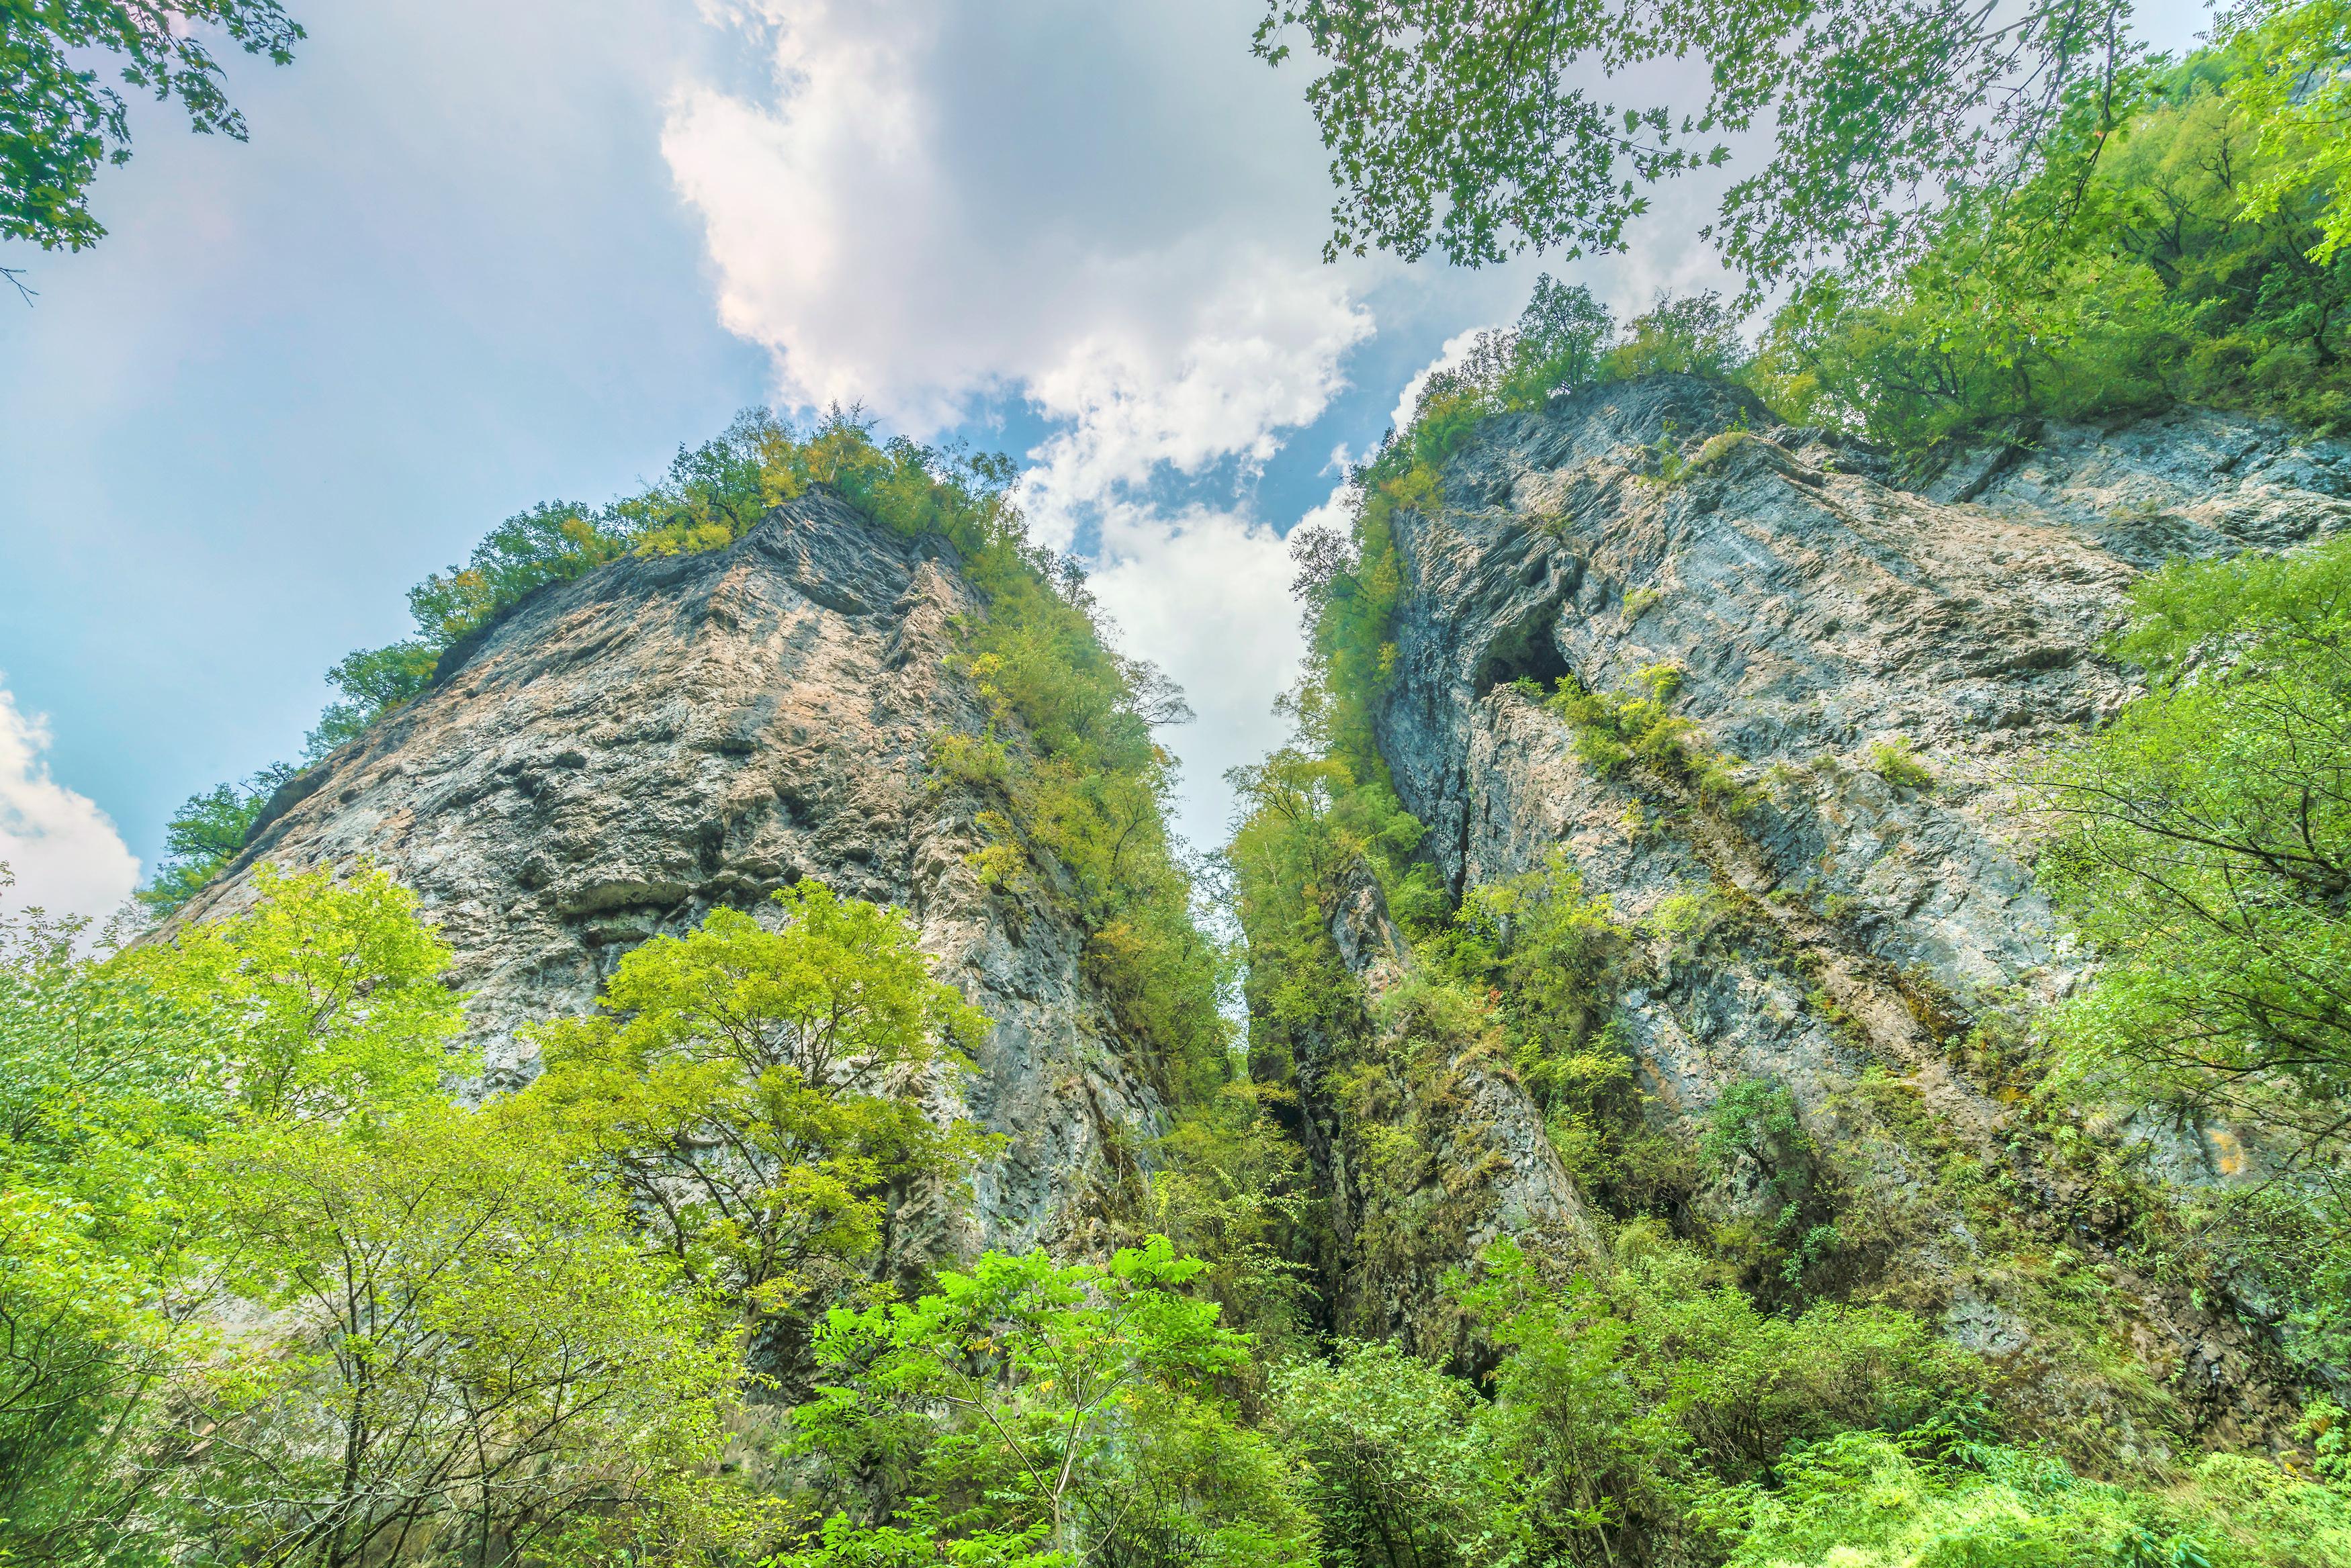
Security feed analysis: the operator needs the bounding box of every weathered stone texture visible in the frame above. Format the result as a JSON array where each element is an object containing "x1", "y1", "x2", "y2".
[
  {"x1": 1354, "y1": 377, "x2": 2351, "y2": 1440},
  {"x1": 181, "y1": 490, "x2": 1163, "y2": 1258}
]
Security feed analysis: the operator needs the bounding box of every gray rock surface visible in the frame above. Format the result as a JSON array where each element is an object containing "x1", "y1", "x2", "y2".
[
  {"x1": 1931, "y1": 406, "x2": 2351, "y2": 567},
  {"x1": 179, "y1": 489, "x2": 1165, "y2": 1260},
  {"x1": 1351, "y1": 377, "x2": 2348, "y2": 1440},
  {"x1": 1293, "y1": 862, "x2": 1599, "y2": 1358}
]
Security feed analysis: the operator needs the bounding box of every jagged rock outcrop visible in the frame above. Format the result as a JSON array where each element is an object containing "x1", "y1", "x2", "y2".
[
  {"x1": 1347, "y1": 377, "x2": 2351, "y2": 1448},
  {"x1": 179, "y1": 490, "x2": 1164, "y2": 1260}
]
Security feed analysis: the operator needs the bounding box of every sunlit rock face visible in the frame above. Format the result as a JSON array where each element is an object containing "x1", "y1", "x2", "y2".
[
  {"x1": 1343, "y1": 376, "x2": 2350, "y2": 1442},
  {"x1": 180, "y1": 488, "x2": 1163, "y2": 1262}
]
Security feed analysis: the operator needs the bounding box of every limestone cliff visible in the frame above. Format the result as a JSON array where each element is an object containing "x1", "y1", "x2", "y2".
[
  {"x1": 179, "y1": 488, "x2": 1165, "y2": 1260},
  {"x1": 1308, "y1": 377, "x2": 2351, "y2": 1449}
]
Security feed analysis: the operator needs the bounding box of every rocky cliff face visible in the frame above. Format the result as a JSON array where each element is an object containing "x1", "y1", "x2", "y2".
[
  {"x1": 1282, "y1": 859, "x2": 1602, "y2": 1361},
  {"x1": 179, "y1": 490, "x2": 1165, "y2": 1261},
  {"x1": 1328, "y1": 377, "x2": 2351, "y2": 1446}
]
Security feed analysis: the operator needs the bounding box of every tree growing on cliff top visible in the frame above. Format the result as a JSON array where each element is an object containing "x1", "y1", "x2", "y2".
[{"x1": 136, "y1": 765, "x2": 294, "y2": 914}]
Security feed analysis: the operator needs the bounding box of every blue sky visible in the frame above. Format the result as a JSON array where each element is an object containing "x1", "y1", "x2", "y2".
[{"x1": 0, "y1": 0, "x2": 2216, "y2": 917}]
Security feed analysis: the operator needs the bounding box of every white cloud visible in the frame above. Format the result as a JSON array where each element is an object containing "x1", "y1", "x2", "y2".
[
  {"x1": 0, "y1": 680, "x2": 140, "y2": 923},
  {"x1": 1086, "y1": 506, "x2": 1304, "y2": 850},
  {"x1": 1389, "y1": 323, "x2": 1498, "y2": 436},
  {"x1": 662, "y1": 0, "x2": 957, "y2": 421},
  {"x1": 1017, "y1": 254, "x2": 1370, "y2": 547},
  {"x1": 662, "y1": 0, "x2": 1376, "y2": 544},
  {"x1": 663, "y1": 0, "x2": 1376, "y2": 845}
]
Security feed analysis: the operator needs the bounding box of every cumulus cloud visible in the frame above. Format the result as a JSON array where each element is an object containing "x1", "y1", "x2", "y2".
[
  {"x1": 664, "y1": 0, "x2": 1376, "y2": 841},
  {"x1": 1016, "y1": 252, "x2": 1369, "y2": 547},
  {"x1": 0, "y1": 680, "x2": 140, "y2": 923},
  {"x1": 662, "y1": 1, "x2": 1376, "y2": 526}
]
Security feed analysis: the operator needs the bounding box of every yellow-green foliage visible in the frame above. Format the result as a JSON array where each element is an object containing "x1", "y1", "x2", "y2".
[
  {"x1": 1276, "y1": 1236, "x2": 1988, "y2": 1568},
  {"x1": 187, "y1": 1097, "x2": 746, "y2": 1567},
  {"x1": 1867, "y1": 733, "x2": 1936, "y2": 789},
  {"x1": 1547, "y1": 670, "x2": 1750, "y2": 808},
  {"x1": 1147, "y1": 1078, "x2": 1318, "y2": 1357},
  {"x1": 1685, "y1": 428, "x2": 1757, "y2": 478},
  {"x1": 2033, "y1": 533, "x2": 2351, "y2": 1372},
  {"x1": 1431, "y1": 854, "x2": 1632, "y2": 1122},
  {"x1": 520, "y1": 882, "x2": 989, "y2": 1324},
  {"x1": 122, "y1": 861, "x2": 471, "y2": 1121},
  {"x1": 788, "y1": 1238, "x2": 1315, "y2": 1567},
  {"x1": 2225, "y1": 0, "x2": 2351, "y2": 268},
  {"x1": 1709, "y1": 1431, "x2": 2351, "y2": 1568},
  {"x1": 1, "y1": 867, "x2": 757, "y2": 1565},
  {"x1": 928, "y1": 577, "x2": 1230, "y2": 1107},
  {"x1": 1278, "y1": 1234, "x2": 2351, "y2": 1568},
  {"x1": 1286, "y1": 461, "x2": 1411, "y2": 800}
]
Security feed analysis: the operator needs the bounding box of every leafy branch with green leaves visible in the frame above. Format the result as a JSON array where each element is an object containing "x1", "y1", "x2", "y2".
[
  {"x1": 2, "y1": 1, "x2": 304, "y2": 256},
  {"x1": 1253, "y1": 0, "x2": 2144, "y2": 292}
]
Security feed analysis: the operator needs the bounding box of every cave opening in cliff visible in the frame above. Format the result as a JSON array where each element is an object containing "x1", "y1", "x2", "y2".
[{"x1": 1473, "y1": 606, "x2": 1572, "y2": 696}]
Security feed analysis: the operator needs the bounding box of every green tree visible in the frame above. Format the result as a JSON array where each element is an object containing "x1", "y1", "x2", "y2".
[
  {"x1": 1, "y1": 862, "x2": 479, "y2": 1563},
  {"x1": 302, "y1": 641, "x2": 441, "y2": 762},
  {"x1": 405, "y1": 500, "x2": 624, "y2": 644},
  {"x1": 134, "y1": 765, "x2": 293, "y2": 915},
  {"x1": 1, "y1": 1, "x2": 304, "y2": 257},
  {"x1": 1251, "y1": 0, "x2": 2142, "y2": 287},
  {"x1": 1411, "y1": 273, "x2": 1617, "y2": 432},
  {"x1": 1271, "y1": 1339, "x2": 1509, "y2": 1568},
  {"x1": 171, "y1": 1102, "x2": 742, "y2": 1568},
  {"x1": 521, "y1": 882, "x2": 988, "y2": 1332},
  {"x1": 125, "y1": 861, "x2": 468, "y2": 1123},
  {"x1": 1446, "y1": 1240, "x2": 1982, "y2": 1565},
  {"x1": 0, "y1": 892, "x2": 218, "y2": 1551},
  {"x1": 1601, "y1": 291, "x2": 1750, "y2": 382},
  {"x1": 2223, "y1": 0, "x2": 2351, "y2": 267},
  {"x1": 1455, "y1": 1245, "x2": 1685, "y2": 1565},
  {"x1": 1750, "y1": 35, "x2": 2351, "y2": 451},
  {"x1": 1439, "y1": 853, "x2": 1626, "y2": 1115},
  {"x1": 2039, "y1": 534, "x2": 2351, "y2": 1161},
  {"x1": 1701, "y1": 1431, "x2": 2351, "y2": 1568},
  {"x1": 790, "y1": 1238, "x2": 1312, "y2": 1568}
]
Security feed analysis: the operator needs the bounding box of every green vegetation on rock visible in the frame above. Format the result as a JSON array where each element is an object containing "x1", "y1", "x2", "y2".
[
  {"x1": 64, "y1": 9, "x2": 2351, "y2": 1559},
  {"x1": 138, "y1": 409, "x2": 1229, "y2": 1115}
]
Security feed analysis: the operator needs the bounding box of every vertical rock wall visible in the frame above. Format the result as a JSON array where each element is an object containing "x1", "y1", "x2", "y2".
[
  {"x1": 1317, "y1": 377, "x2": 2351, "y2": 1444},
  {"x1": 179, "y1": 489, "x2": 1165, "y2": 1260}
]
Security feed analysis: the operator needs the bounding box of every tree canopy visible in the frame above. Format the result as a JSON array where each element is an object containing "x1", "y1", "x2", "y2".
[
  {"x1": 1253, "y1": 0, "x2": 2146, "y2": 285},
  {"x1": 1, "y1": 1, "x2": 303, "y2": 255}
]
